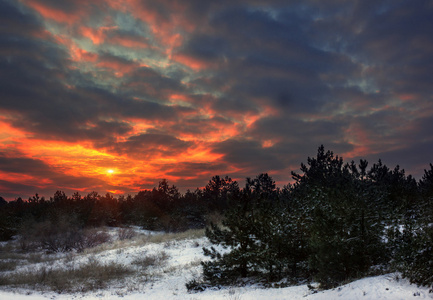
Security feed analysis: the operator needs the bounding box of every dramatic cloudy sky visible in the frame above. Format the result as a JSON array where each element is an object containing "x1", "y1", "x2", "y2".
[{"x1": 1, "y1": 0, "x2": 432, "y2": 199}]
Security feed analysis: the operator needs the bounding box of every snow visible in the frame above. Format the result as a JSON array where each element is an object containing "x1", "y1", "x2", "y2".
[{"x1": 0, "y1": 228, "x2": 432, "y2": 300}]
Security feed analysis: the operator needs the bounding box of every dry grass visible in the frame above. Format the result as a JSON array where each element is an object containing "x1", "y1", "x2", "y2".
[
  {"x1": 144, "y1": 229, "x2": 205, "y2": 244},
  {"x1": 0, "y1": 257, "x2": 132, "y2": 293},
  {"x1": 83, "y1": 228, "x2": 205, "y2": 256},
  {"x1": 0, "y1": 242, "x2": 59, "y2": 267},
  {"x1": 0, "y1": 251, "x2": 22, "y2": 261},
  {"x1": 184, "y1": 258, "x2": 203, "y2": 268},
  {"x1": 0, "y1": 226, "x2": 206, "y2": 294}
]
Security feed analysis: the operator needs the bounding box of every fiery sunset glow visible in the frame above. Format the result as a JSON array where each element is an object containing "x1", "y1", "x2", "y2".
[{"x1": 1, "y1": 0, "x2": 433, "y2": 199}]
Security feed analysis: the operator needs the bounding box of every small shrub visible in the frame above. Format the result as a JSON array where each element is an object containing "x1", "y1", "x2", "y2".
[
  {"x1": 0, "y1": 260, "x2": 18, "y2": 271},
  {"x1": 118, "y1": 227, "x2": 136, "y2": 240},
  {"x1": 18, "y1": 221, "x2": 110, "y2": 253},
  {"x1": 0, "y1": 225, "x2": 16, "y2": 241},
  {"x1": 186, "y1": 279, "x2": 212, "y2": 292},
  {"x1": 79, "y1": 228, "x2": 111, "y2": 251},
  {"x1": 132, "y1": 251, "x2": 170, "y2": 269}
]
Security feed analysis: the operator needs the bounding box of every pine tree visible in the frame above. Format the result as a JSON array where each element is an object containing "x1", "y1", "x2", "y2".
[
  {"x1": 202, "y1": 185, "x2": 259, "y2": 284},
  {"x1": 396, "y1": 163, "x2": 433, "y2": 288},
  {"x1": 201, "y1": 173, "x2": 311, "y2": 285},
  {"x1": 419, "y1": 163, "x2": 433, "y2": 222},
  {"x1": 400, "y1": 226, "x2": 433, "y2": 288},
  {"x1": 291, "y1": 146, "x2": 387, "y2": 288}
]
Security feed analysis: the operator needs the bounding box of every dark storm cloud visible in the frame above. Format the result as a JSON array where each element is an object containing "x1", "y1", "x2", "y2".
[
  {"x1": 122, "y1": 65, "x2": 186, "y2": 100},
  {"x1": 211, "y1": 139, "x2": 284, "y2": 174},
  {"x1": 166, "y1": 115, "x2": 235, "y2": 138},
  {"x1": 0, "y1": 0, "x2": 43, "y2": 37},
  {"x1": 310, "y1": 0, "x2": 433, "y2": 98},
  {"x1": 110, "y1": 133, "x2": 190, "y2": 159},
  {"x1": 372, "y1": 139, "x2": 433, "y2": 176},
  {"x1": 165, "y1": 162, "x2": 228, "y2": 177},
  {"x1": 353, "y1": 114, "x2": 433, "y2": 165},
  {"x1": 0, "y1": 153, "x2": 52, "y2": 176},
  {"x1": 250, "y1": 116, "x2": 350, "y2": 148},
  {"x1": 0, "y1": 180, "x2": 39, "y2": 199},
  {"x1": 178, "y1": 4, "x2": 360, "y2": 116}
]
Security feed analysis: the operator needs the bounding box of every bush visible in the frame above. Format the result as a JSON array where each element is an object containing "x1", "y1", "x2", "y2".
[
  {"x1": 78, "y1": 228, "x2": 111, "y2": 251},
  {"x1": 0, "y1": 216, "x2": 16, "y2": 241},
  {"x1": 18, "y1": 220, "x2": 110, "y2": 253},
  {"x1": 186, "y1": 279, "x2": 212, "y2": 292},
  {"x1": 131, "y1": 251, "x2": 170, "y2": 269},
  {"x1": 117, "y1": 227, "x2": 136, "y2": 240},
  {"x1": 399, "y1": 226, "x2": 433, "y2": 288}
]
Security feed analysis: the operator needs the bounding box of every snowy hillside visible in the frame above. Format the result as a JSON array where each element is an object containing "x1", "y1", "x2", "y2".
[{"x1": 0, "y1": 227, "x2": 431, "y2": 300}]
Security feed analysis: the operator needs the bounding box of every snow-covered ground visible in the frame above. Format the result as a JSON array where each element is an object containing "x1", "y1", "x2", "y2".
[{"x1": 0, "y1": 227, "x2": 432, "y2": 300}]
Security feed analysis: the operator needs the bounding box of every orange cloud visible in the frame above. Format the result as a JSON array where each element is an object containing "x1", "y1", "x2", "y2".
[
  {"x1": 81, "y1": 26, "x2": 117, "y2": 45},
  {"x1": 0, "y1": 171, "x2": 52, "y2": 190},
  {"x1": 72, "y1": 47, "x2": 99, "y2": 63},
  {"x1": 0, "y1": 119, "x2": 28, "y2": 144},
  {"x1": 262, "y1": 140, "x2": 276, "y2": 148},
  {"x1": 172, "y1": 54, "x2": 214, "y2": 71},
  {"x1": 24, "y1": 0, "x2": 83, "y2": 24},
  {"x1": 342, "y1": 123, "x2": 372, "y2": 158},
  {"x1": 111, "y1": 35, "x2": 150, "y2": 49},
  {"x1": 177, "y1": 123, "x2": 240, "y2": 143},
  {"x1": 96, "y1": 59, "x2": 137, "y2": 77},
  {"x1": 169, "y1": 93, "x2": 194, "y2": 104},
  {"x1": 52, "y1": 34, "x2": 99, "y2": 63},
  {"x1": 399, "y1": 93, "x2": 416, "y2": 101}
]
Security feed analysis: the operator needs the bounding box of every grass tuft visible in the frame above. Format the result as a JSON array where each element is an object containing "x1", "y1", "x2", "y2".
[{"x1": 132, "y1": 250, "x2": 170, "y2": 270}]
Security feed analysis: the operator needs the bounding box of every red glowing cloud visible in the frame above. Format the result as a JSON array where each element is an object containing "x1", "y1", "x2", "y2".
[
  {"x1": 111, "y1": 35, "x2": 150, "y2": 49},
  {"x1": 172, "y1": 54, "x2": 215, "y2": 71},
  {"x1": 81, "y1": 26, "x2": 117, "y2": 45},
  {"x1": 24, "y1": 0, "x2": 83, "y2": 24},
  {"x1": 96, "y1": 58, "x2": 137, "y2": 77}
]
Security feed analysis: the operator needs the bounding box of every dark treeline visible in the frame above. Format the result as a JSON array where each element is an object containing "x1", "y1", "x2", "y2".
[
  {"x1": 1, "y1": 145, "x2": 433, "y2": 289},
  {"x1": 0, "y1": 176, "x2": 239, "y2": 238}
]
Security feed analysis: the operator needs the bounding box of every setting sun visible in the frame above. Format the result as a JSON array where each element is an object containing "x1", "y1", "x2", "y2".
[{"x1": 107, "y1": 169, "x2": 114, "y2": 174}]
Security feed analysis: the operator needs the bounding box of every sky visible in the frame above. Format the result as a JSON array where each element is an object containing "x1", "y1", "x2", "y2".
[{"x1": 1, "y1": 0, "x2": 432, "y2": 200}]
